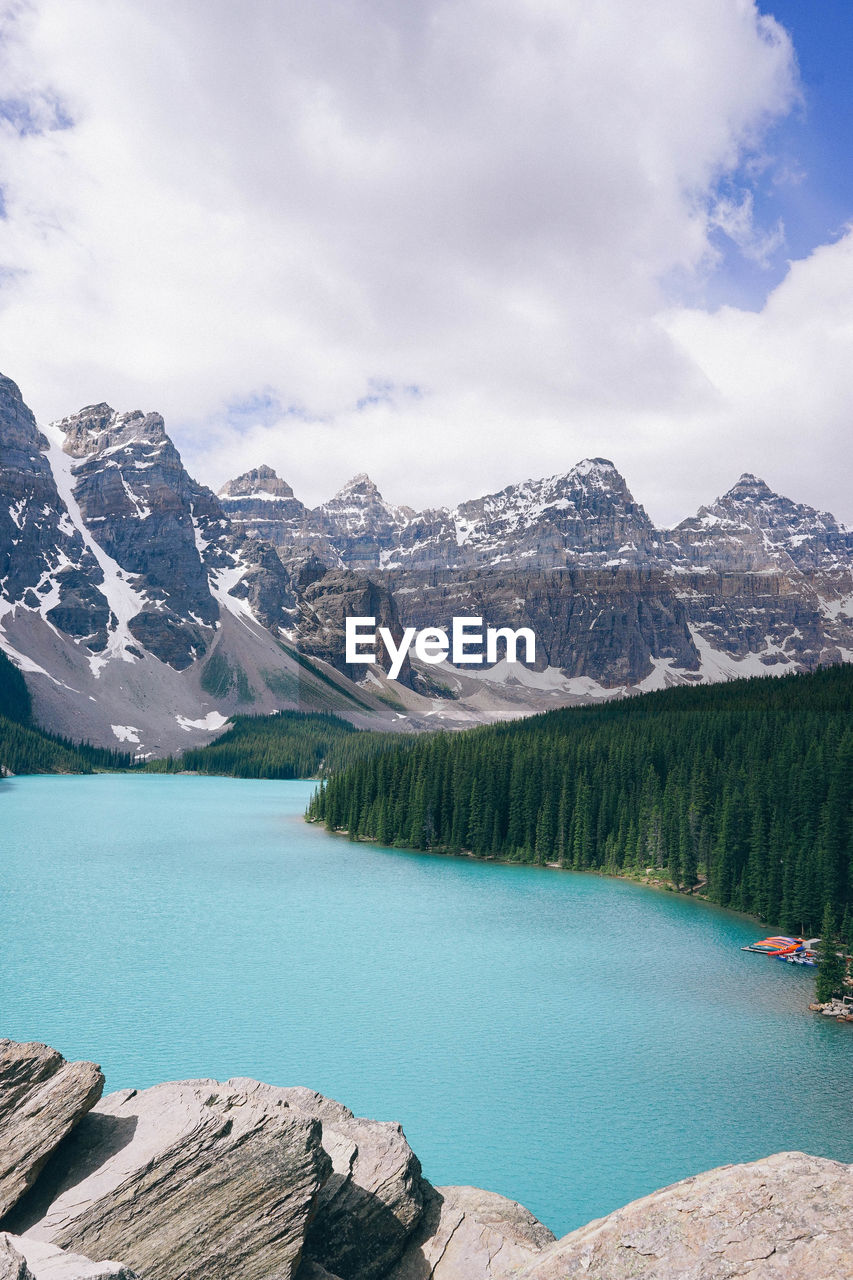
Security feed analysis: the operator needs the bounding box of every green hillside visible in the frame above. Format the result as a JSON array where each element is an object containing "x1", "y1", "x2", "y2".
[{"x1": 146, "y1": 710, "x2": 402, "y2": 779}]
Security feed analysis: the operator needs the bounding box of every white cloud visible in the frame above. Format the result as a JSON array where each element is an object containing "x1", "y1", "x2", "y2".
[
  {"x1": 2, "y1": 0, "x2": 848, "y2": 528},
  {"x1": 709, "y1": 190, "x2": 785, "y2": 268},
  {"x1": 661, "y1": 227, "x2": 853, "y2": 526}
]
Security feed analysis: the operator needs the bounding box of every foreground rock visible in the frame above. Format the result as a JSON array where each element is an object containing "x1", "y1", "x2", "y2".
[
  {"x1": 7, "y1": 1080, "x2": 331, "y2": 1280},
  {"x1": 4, "y1": 1038, "x2": 853, "y2": 1280},
  {"x1": 0, "y1": 1235, "x2": 138, "y2": 1280},
  {"x1": 0, "y1": 1043, "x2": 104, "y2": 1219},
  {"x1": 7, "y1": 1073, "x2": 431, "y2": 1280},
  {"x1": 245, "y1": 1084, "x2": 425, "y2": 1280},
  {"x1": 387, "y1": 1185, "x2": 555, "y2": 1280},
  {"x1": 518, "y1": 1151, "x2": 853, "y2": 1280}
]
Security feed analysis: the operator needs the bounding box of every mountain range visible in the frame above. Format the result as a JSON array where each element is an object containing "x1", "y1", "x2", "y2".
[{"x1": 2, "y1": 370, "x2": 851, "y2": 754}]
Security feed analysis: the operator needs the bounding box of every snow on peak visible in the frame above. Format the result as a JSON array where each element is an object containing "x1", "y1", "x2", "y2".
[
  {"x1": 722, "y1": 473, "x2": 776, "y2": 501},
  {"x1": 219, "y1": 465, "x2": 295, "y2": 500},
  {"x1": 331, "y1": 473, "x2": 382, "y2": 501},
  {"x1": 571, "y1": 457, "x2": 619, "y2": 479},
  {"x1": 54, "y1": 404, "x2": 168, "y2": 457}
]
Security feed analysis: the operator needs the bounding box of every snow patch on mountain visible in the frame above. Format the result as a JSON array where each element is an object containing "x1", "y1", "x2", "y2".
[
  {"x1": 689, "y1": 627, "x2": 789, "y2": 682},
  {"x1": 821, "y1": 591, "x2": 853, "y2": 620},
  {"x1": 0, "y1": 600, "x2": 73, "y2": 686},
  {"x1": 175, "y1": 711, "x2": 230, "y2": 732},
  {"x1": 209, "y1": 561, "x2": 258, "y2": 628},
  {"x1": 43, "y1": 424, "x2": 146, "y2": 676},
  {"x1": 111, "y1": 724, "x2": 141, "y2": 744}
]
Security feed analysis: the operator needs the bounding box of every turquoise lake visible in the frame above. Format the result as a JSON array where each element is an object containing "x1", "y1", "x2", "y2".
[{"x1": 2, "y1": 773, "x2": 852, "y2": 1236}]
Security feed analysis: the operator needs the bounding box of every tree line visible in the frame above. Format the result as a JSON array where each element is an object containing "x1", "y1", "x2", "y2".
[
  {"x1": 144, "y1": 711, "x2": 402, "y2": 779},
  {"x1": 0, "y1": 648, "x2": 399, "y2": 781},
  {"x1": 307, "y1": 664, "x2": 853, "y2": 938}
]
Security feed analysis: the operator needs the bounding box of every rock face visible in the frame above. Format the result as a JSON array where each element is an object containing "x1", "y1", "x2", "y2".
[
  {"x1": 386, "y1": 1185, "x2": 555, "y2": 1280},
  {"x1": 221, "y1": 458, "x2": 853, "y2": 690},
  {"x1": 381, "y1": 566, "x2": 701, "y2": 686},
  {"x1": 295, "y1": 569, "x2": 415, "y2": 688},
  {"x1": 266, "y1": 1084, "x2": 426, "y2": 1280},
  {"x1": 0, "y1": 1042, "x2": 104, "y2": 1220},
  {"x1": 518, "y1": 1151, "x2": 853, "y2": 1280},
  {"x1": 7, "y1": 1080, "x2": 331, "y2": 1280},
  {"x1": 55, "y1": 405, "x2": 219, "y2": 667},
  {"x1": 0, "y1": 377, "x2": 111, "y2": 652}
]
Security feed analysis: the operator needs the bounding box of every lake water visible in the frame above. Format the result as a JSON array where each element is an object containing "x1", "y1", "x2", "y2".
[{"x1": 2, "y1": 774, "x2": 852, "y2": 1236}]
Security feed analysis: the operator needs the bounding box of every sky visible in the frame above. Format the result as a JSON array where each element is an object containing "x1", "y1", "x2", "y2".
[{"x1": 0, "y1": 0, "x2": 852, "y2": 527}]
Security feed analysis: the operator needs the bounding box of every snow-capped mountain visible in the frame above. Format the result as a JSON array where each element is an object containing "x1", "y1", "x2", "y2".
[
  {"x1": 0, "y1": 375, "x2": 411, "y2": 752},
  {"x1": 219, "y1": 454, "x2": 853, "y2": 688},
  {"x1": 219, "y1": 457, "x2": 658, "y2": 571},
  {"x1": 389, "y1": 457, "x2": 658, "y2": 569},
  {"x1": 670, "y1": 472, "x2": 853, "y2": 582},
  {"x1": 3, "y1": 365, "x2": 853, "y2": 752}
]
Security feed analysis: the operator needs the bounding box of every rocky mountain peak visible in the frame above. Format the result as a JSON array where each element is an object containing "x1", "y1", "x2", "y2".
[
  {"x1": 219, "y1": 465, "x2": 295, "y2": 500},
  {"x1": 329, "y1": 473, "x2": 383, "y2": 503},
  {"x1": 314, "y1": 474, "x2": 407, "y2": 567},
  {"x1": 570, "y1": 457, "x2": 620, "y2": 480},
  {"x1": 682, "y1": 474, "x2": 794, "y2": 534},
  {"x1": 55, "y1": 404, "x2": 169, "y2": 459},
  {"x1": 670, "y1": 469, "x2": 853, "y2": 587},
  {"x1": 708, "y1": 472, "x2": 839, "y2": 536},
  {"x1": 554, "y1": 457, "x2": 638, "y2": 506},
  {"x1": 716, "y1": 472, "x2": 778, "y2": 508}
]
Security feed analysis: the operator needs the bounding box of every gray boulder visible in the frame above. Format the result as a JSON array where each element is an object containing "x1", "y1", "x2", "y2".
[
  {"x1": 0, "y1": 1042, "x2": 104, "y2": 1219},
  {"x1": 518, "y1": 1151, "x2": 853, "y2": 1280},
  {"x1": 7, "y1": 1079, "x2": 332, "y2": 1280},
  {"x1": 386, "y1": 1184, "x2": 555, "y2": 1280}
]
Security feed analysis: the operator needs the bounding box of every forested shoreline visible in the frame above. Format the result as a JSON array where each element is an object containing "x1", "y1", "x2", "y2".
[
  {"x1": 144, "y1": 711, "x2": 400, "y2": 778},
  {"x1": 307, "y1": 665, "x2": 853, "y2": 937}
]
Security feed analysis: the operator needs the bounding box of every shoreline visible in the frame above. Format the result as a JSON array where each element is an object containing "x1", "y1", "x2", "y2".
[
  {"x1": 306, "y1": 816, "x2": 836, "y2": 1013},
  {"x1": 307, "y1": 816, "x2": 769, "y2": 917}
]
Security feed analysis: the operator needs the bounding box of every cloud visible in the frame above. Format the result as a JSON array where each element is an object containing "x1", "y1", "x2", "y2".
[
  {"x1": 2, "y1": 0, "x2": 847, "y2": 528},
  {"x1": 661, "y1": 226, "x2": 853, "y2": 526},
  {"x1": 709, "y1": 190, "x2": 786, "y2": 267}
]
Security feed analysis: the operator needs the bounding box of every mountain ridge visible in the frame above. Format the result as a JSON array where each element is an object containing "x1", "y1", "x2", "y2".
[{"x1": 2, "y1": 369, "x2": 853, "y2": 752}]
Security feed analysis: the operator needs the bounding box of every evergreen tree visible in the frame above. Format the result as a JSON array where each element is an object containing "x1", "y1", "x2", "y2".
[
  {"x1": 816, "y1": 903, "x2": 846, "y2": 1004},
  {"x1": 307, "y1": 664, "x2": 853, "y2": 935}
]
